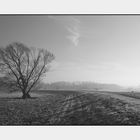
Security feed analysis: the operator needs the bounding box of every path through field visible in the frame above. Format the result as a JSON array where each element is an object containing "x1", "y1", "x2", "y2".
[
  {"x1": 48, "y1": 91, "x2": 140, "y2": 125},
  {"x1": 49, "y1": 93, "x2": 92, "y2": 124}
]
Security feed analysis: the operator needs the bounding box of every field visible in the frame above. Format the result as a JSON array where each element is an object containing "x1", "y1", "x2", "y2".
[{"x1": 0, "y1": 90, "x2": 140, "y2": 125}]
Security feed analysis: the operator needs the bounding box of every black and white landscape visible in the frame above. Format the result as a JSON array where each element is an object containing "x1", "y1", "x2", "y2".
[{"x1": 0, "y1": 15, "x2": 140, "y2": 125}]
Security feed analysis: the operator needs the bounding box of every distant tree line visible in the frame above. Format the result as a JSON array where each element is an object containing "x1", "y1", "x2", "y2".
[{"x1": 42, "y1": 81, "x2": 125, "y2": 91}]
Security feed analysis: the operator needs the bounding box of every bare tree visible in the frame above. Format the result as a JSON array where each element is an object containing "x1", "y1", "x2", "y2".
[{"x1": 0, "y1": 42, "x2": 55, "y2": 99}]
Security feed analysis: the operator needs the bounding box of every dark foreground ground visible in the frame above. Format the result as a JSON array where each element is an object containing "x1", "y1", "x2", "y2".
[{"x1": 0, "y1": 90, "x2": 140, "y2": 125}]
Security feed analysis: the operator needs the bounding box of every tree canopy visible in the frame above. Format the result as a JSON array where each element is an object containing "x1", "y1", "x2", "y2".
[{"x1": 0, "y1": 42, "x2": 55, "y2": 98}]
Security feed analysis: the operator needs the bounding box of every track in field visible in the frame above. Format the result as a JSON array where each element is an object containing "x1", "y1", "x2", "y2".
[
  {"x1": 49, "y1": 93, "x2": 93, "y2": 125},
  {"x1": 48, "y1": 91, "x2": 140, "y2": 125}
]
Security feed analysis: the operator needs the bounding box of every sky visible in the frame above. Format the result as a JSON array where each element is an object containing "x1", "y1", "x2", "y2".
[{"x1": 1, "y1": 15, "x2": 140, "y2": 87}]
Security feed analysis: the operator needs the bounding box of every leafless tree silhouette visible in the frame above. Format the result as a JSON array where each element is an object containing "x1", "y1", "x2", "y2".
[{"x1": 0, "y1": 42, "x2": 55, "y2": 99}]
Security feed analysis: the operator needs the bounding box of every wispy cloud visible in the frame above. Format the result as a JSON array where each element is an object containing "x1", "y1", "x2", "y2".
[
  {"x1": 48, "y1": 16, "x2": 81, "y2": 46},
  {"x1": 66, "y1": 23, "x2": 80, "y2": 46}
]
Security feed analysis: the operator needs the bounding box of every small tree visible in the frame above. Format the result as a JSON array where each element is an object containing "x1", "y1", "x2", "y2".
[{"x1": 0, "y1": 42, "x2": 55, "y2": 99}]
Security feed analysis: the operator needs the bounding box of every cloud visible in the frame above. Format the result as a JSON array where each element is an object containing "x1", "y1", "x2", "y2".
[
  {"x1": 66, "y1": 25, "x2": 80, "y2": 46},
  {"x1": 48, "y1": 16, "x2": 81, "y2": 46},
  {"x1": 64, "y1": 17, "x2": 80, "y2": 46}
]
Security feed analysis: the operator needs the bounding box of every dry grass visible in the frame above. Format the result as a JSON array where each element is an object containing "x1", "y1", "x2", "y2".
[{"x1": 0, "y1": 90, "x2": 140, "y2": 125}]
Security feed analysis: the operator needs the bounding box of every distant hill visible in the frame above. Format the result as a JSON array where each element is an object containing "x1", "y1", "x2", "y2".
[
  {"x1": 41, "y1": 81, "x2": 126, "y2": 92},
  {"x1": 0, "y1": 77, "x2": 129, "y2": 92}
]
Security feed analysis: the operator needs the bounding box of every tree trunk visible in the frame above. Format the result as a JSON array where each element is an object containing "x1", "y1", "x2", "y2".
[{"x1": 22, "y1": 91, "x2": 31, "y2": 99}]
